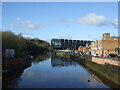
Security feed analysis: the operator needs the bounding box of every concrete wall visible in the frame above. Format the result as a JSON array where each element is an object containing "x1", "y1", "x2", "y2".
[{"x1": 92, "y1": 57, "x2": 120, "y2": 67}]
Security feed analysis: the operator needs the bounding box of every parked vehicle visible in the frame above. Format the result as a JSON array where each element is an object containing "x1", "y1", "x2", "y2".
[
  {"x1": 99, "y1": 54, "x2": 103, "y2": 57},
  {"x1": 108, "y1": 54, "x2": 117, "y2": 58},
  {"x1": 92, "y1": 54, "x2": 99, "y2": 57},
  {"x1": 103, "y1": 54, "x2": 109, "y2": 57},
  {"x1": 78, "y1": 52, "x2": 84, "y2": 55},
  {"x1": 74, "y1": 51, "x2": 78, "y2": 54},
  {"x1": 117, "y1": 55, "x2": 120, "y2": 57}
]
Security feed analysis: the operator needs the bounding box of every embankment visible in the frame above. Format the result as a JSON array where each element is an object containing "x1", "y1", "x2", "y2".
[
  {"x1": 92, "y1": 57, "x2": 120, "y2": 67},
  {"x1": 53, "y1": 52, "x2": 120, "y2": 88}
]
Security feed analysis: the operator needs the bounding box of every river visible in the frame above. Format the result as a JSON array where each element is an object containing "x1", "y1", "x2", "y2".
[{"x1": 3, "y1": 54, "x2": 113, "y2": 88}]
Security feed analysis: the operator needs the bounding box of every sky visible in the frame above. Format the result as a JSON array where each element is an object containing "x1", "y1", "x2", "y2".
[{"x1": 2, "y1": 2, "x2": 118, "y2": 43}]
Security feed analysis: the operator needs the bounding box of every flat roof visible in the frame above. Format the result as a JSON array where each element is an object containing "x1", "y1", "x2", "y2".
[{"x1": 51, "y1": 38, "x2": 93, "y2": 41}]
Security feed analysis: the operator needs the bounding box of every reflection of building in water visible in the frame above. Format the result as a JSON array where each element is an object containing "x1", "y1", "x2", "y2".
[{"x1": 51, "y1": 56, "x2": 77, "y2": 67}]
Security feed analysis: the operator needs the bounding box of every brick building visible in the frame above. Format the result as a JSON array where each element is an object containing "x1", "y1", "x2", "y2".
[
  {"x1": 91, "y1": 33, "x2": 120, "y2": 55},
  {"x1": 78, "y1": 45, "x2": 90, "y2": 53}
]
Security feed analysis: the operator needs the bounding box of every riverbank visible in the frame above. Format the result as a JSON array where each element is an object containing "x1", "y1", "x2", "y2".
[
  {"x1": 2, "y1": 53, "x2": 51, "y2": 73},
  {"x1": 92, "y1": 57, "x2": 120, "y2": 67},
  {"x1": 2, "y1": 56, "x2": 32, "y2": 73},
  {"x1": 53, "y1": 51, "x2": 120, "y2": 67},
  {"x1": 53, "y1": 52, "x2": 120, "y2": 88}
]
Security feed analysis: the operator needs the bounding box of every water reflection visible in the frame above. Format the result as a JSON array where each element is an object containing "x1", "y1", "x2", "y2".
[
  {"x1": 2, "y1": 58, "x2": 32, "y2": 88},
  {"x1": 3, "y1": 70, "x2": 23, "y2": 88},
  {"x1": 91, "y1": 74, "x2": 103, "y2": 83},
  {"x1": 32, "y1": 54, "x2": 50, "y2": 63},
  {"x1": 51, "y1": 56, "x2": 77, "y2": 67},
  {"x1": 75, "y1": 57, "x2": 120, "y2": 88},
  {"x1": 3, "y1": 54, "x2": 51, "y2": 88},
  {"x1": 2, "y1": 54, "x2": 115, "y2": 88}
]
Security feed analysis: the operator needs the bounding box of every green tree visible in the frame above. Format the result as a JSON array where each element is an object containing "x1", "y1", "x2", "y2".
[{"x1": 2, "y1": 31, "x2": 27, "y2": 54}]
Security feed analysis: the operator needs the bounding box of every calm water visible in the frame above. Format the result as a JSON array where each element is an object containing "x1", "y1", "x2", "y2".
[{"x1": 3, "y1": 55, "x2": 110, "y2": 88}]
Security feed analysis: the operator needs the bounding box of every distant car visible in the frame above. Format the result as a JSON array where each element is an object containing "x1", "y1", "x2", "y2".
[
  {"x1": 103, "y1": 54, "x2": 109, "y2": 57},
  {"x1": 93, "y1": 54, "x2": 99, "y2": 57},
  {"x1": 99, "y1": 54, "x2": 103, "y2": 57},
  {"x1": 108, "y1": 54, "x2": 116, "y2": 58},
  {"x1": 86, "y1": 52, "x2": 90, "y2": 55},
  {"x1": 117, "y1": 55, "x2": 120, "y2": 57},
  {"x1": 79, "y1": 52, "x2": 84, "y2": 55},
  {"x1": 74, "y1": 51, "x2": 78, "y2": 54}
]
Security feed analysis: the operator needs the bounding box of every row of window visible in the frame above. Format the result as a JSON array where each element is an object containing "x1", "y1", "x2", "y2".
[
  {"x1": 91, "y1": 43, "x2": 102, "y2": 46},
  {"x1": 51, "y1": 39, "x2": 91, "y2": 43},
  {"x1": 104, "y1": 38, "x2": 120, "y2": 40}
]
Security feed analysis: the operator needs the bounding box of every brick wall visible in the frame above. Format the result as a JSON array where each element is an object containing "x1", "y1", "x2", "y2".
[{"x1": 92, "y1": 57, "x2": 120, "y2": 67}]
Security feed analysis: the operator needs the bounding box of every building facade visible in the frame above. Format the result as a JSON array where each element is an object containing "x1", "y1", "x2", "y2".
[
  {"x1": 91, "y1": 33, "x2": 120, "y2": 55},
  {"x1": 78, "y1": 46, "x2": 90, "y2": 53},
  {"x1": 51, "y1": 38, "x2": 92, "y2": 50}
]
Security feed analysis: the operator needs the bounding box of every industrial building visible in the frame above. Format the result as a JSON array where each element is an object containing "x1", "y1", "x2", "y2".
[{"x1": 51, "y1": 38, "x2": 92, "y2": 50}]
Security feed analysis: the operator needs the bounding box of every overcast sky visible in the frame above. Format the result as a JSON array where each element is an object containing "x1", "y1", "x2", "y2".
[{"x1": 2, "y1": 2, "x2": 118, "y2": 42}]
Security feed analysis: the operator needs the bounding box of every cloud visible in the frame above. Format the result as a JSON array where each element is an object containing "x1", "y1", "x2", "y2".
[
  {"x1": 10, "y1": 18, "x2": 38, "y2": 30},
  {"x1": 78, "y1": 13, "x2": 106, "y2": 26},
  {"x1": 10, "y1": 17, "x2": 50, "y2": 30},
  {"x1": 56, "y1": 15, "x2": 118, "y2": 29},
  {"x1": 21, "y1": 32, "x2": 34, "y2": 36},
  {"x1": 9, "y1": 23, "x2": 16, "y2": 28},
  {"x1": 56, "y1": 13, "x2": 107, "y2": 27},
  {"x1": 22, "y1": 21, "x2": 37, "y2": 30},
  {"x1": 111, "y1": 18, "x2": 118, "y2": 28},
  {"x1": 16, "y1": 17, "x2": 22, "y2": 23}
]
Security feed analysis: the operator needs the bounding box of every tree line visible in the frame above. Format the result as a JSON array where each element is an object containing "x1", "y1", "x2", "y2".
[{"x1": 2, "y1": 31, "x2": 52, "y2": 56}]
